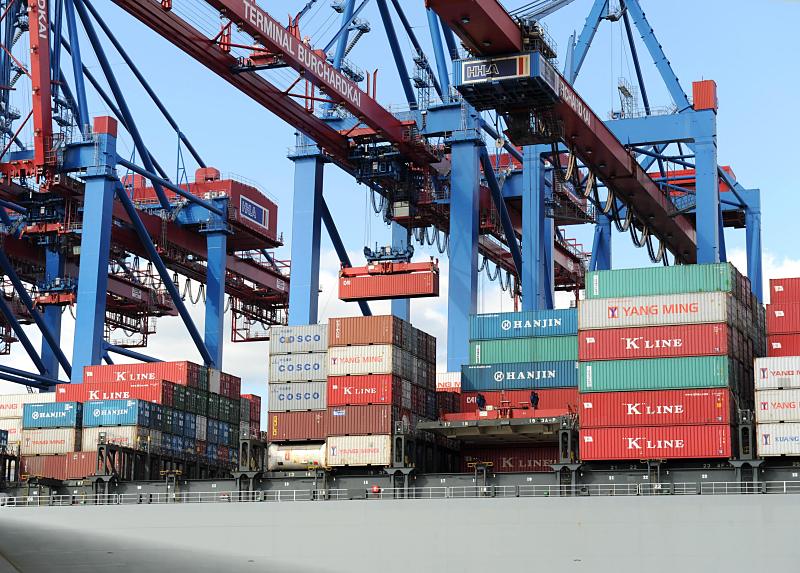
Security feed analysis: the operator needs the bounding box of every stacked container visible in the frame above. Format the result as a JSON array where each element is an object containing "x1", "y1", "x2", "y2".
[
  {"x1": 0, "y1": 393, "x2": 56, "y2": 452},
  {"x1": 578, "y1": 263, "x2": 762, "y2": 461},
  {"x1": 766, "y1": 277, "x2": 800, "y2": 356},
  {"x1": 21, "y1": 402, "x2": 83, "y2": 456},
  {"x1": 755, "y1": 357, "x2": 800, "y2": 455},
  {"x1": 240, "y1": 394, "x2": 262, "y2": 439}
]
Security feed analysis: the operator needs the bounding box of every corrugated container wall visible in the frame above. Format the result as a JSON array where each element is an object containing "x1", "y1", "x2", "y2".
[
  {"x1": 268, "y1": 324, "x2": 328, "y2": 354},
  {"x1": 461, "y1": 361, "x2": 578, "y2": 391},
  {"x1": 767, "y1": 304, "x2": 800, "y2": 334},
  {"x1": 56, "y1": 380, "x2": 176, "y2": 405},
  {"x1": 267, "y1": 411, "x2": 327, "y2": 441},
  {"x1": 579, "y1": 323, "x2": 731, "y2": 361},
  {"x1": 579, "y1": 357, "x2": 732, "y2": 393},
  {"x1": 469, "y1": 337, "x2": 578, "y2": 365},
  {"x1": 460, "y1": 388, "x2": 579, "y2": 412},
  {"x1": 268, "y1": 382, "x2": 327, "y2": 411},
  {"x1": 579, "y1": 292, "x2": 731, "y2": 330},
  {"x1": 767, "y1": 335, "x2": 800, "y2": 357},
  {"x1": 327, "y1": 375, "x2": 410, "y2": 408},
  {"x1": 326, "y1": 405, "x2": 401, "y2": 436},
  {"x1": 755, "y1": 357, "x2": 800, "y2": 389},
  {"x1": 586, "y1": 263, "x2": 741, "y2": 300},
  {"x1": 756, "y1": 390, "x2": 800, "y2": 423},
  {"x1": 20, "y1": 428, "x2": 81, "y2": 455},
  {"x1": 757, "y1": 423, "x2": 800, "y2": 456},
  {"x1": 328, "y1": 316, "x2": 403, "y2": 348},
  {"x1": 326, "y1": 435, "x2": 393, "y2": 466},
  {"x1": 22, "y1": 402, "x2": 82, "y2": 429},
  {"x1": 82, "y1": 400, "x2": 151, "y2": 427},
  {"x1": 269, "y1": 353, "x2": 328, "y2": 382},
  {"x1": 267, "y1": 443, "x2": 326, "y2": 471},
  {"x1": 84, "y1": 361, "x2": 205, "y2": 387},
  {"x1": 0, "y1": 393, "x2": 56, "y2": 419},
  {"x1": 339, "y1": 272, "x2": 438, "y2": 301},
  {"x1": 82, "y1": 426, "x2": 151, "y2": 451},
  {"x1": 436, "y1": 372, "x2": 461, "y2": 393},
  {"x1": 770, "y1": 278, "x2": 800, "y2": 305},
  {"x1": 462, "y1": 446, "x2": 559, "y2": 473},
  {"x1": 0, "y1": 418, "x2": 22, "y2": 444},
  {"x1": 328, "y1": 345, "x2": 412, "y2": 377},
  {"x1": 469, "y1": 309, "x2": 578, "y2": 340},
  {"x1": 579, "y1": 425, "x2": 732, "y2": 460}
]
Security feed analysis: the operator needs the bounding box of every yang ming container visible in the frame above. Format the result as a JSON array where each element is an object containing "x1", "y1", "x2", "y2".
[
  {"x1": 460, "y1": 388, "x2": 579, "y2": 412},
  {"x1": 770, "y1": 278, "x2": 800, "y2": 305},
  {"x1": 328, "y1": 345, "x2": 413, "y2": 378},
  {"x1": 0, "y1": 418, "x2": 21, "y2": 444},
  {"x1": 586, "y1": 263, "x2": 743, "y2": 300},
  {"x1": 469, "y1": 337, "x2": 577, "y2": 364},
  {"x1": 579, "y1": 323, "x2": 732, "y2": 361},
  {"x1": 20, "y1": 428, "x2": 80, "y2": 455},
  {"x1": 469, "y1": 309, "x2": 577, "y2": 340},
  {"x1": 82, "y1": 400, "x2": 151, "y2": 428},
  {"x1": 326, "y1": 435, "x2": 392, "y2": 466},
  {"x1": 757, "y1": 423, "x2": 800, "y2": 456},
  {"x1": 756, "y1": 390, "x2": 800, "y2": 423},
  {"x1": 755, "y1": 357, "x2": 800, "y2": 389},
  {"x1": 461, "y1": 361, "x2": 578, "y2": 391},
  {"x1": 462, "y1": 446, "x2": 559, "y2": 473},
  {"x1": 268, "y1": 382, "x2": 327, "y2": 411},
  {"x1": 579, "y1": 389, "x2": 731, "y2": 428},
  {"x1": 269, "y1": 352, "x2": 328, "y2": 382},
  {"x1": 269, "y1": 324, "x2": 327, "y2": 354},
  {"x1": 267, "y1": 411, "x2": 327, "y2": 441},
  {"x1": 267, "y1": 443, "x2": 326, "y2": 471},
  {"x1": 579, "y1": 356, "x2": 732, "y2": 393},
  {"x1": 23, "y1": 402, "x2": 82, "y2": 429},
  {"x1": 579, "y1": 292, "x2": 731, "y2": 330},
  {"x1": 0, "y1": 392, "x2": 56, "y2": 419},
  {"x1": 580, "y1": 425, "x2": 732, "y2": 460},
  {"x1": 436, "y1": 372, "x2": 461, "y2": 393},
  {"x1": 81, "y1": 426, "x2": 152, "y2": 451}
]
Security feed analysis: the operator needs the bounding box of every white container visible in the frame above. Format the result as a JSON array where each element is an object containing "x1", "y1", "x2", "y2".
[
  {"x1": 436, "y1": 372, "x2": 461, "y2": 393},
  {"x1": 0, "y1": 392, "x2": 56, "y2": 419},
  {"x1": 328, "y1": 345, "x2": 410, "y2": 377},
  {"x1": 196, "y1": 415, "x2": 208, "y2": 442},
  {"x1": 81, "y1": 426, "x2": 151, "y2": 452},
  {"x1": 756, "y1": 390, "x2": 800, "y2": 423},
  {"x1": 579, "y1": 292, "x2": 730, "y2": 330},
  {"x1": 239, "y1": 421, "x2": 250, "y2": 440},
  {"x1": 326, "y1": 435, "x2": 392, "y2": 467},
  {"x1": 0, "y1": 418, "x2": 23, "y2": 444},
  {"x1": 757, "y1": 423, "x2": 800, "y2": 456},
  {"x1": 20, "y1": 428, "x2": 80, "y2": 455},
  {"x1": 269, "y1": 352, "x2": 328, "y2": 382},
  {"x1": 208, "y1": 369, "x2": 221, "y2": 394},
  {"x1": 268, "y1": 382, "x2": 327, "y2": 411},
  {"x1": 755, "y1": 357, "x2": 800, "y2": 390},
  {"x1": 268, "y1": 443, "x2": 326, "y2": 471},
  {"x1": 269, "y1": 325, "x2": 328, "y2": 354}
]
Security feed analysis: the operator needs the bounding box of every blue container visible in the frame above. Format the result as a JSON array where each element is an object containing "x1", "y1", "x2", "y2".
[
  {"x1": 181, "y1": 436, "x2": 195, "y2": 455},
  {"x1": 160, "y1": 432, "x2": 174, "y2": 454},
  {"x1": 219, "y1": 421, "x2": 231, "y2": 446},
  {"x1": 184, "y1": 413, "x2": 197, "y2": 438},
  {"x1": 461, "y1": 361, "x2": 579, "y2": 392},
  {"x1": 469, "y1": 309, "x2": 578, "y2": 340},
  {"x1": 83, "y1": 400, "x2": 150, "y2": 428},
  {"x1": 207, "y1": 419, "x2": 220, "y2": 444},
  {"x1": 151, "y1": 403, "x2": 165, "y2": 432},
  {"x1": 172, "y1": 410, "x2": 185, "y2": 436},
  {"x1": 0, "y1": 429, "x2": 8, "y2": 448},
  {"x1": 23, "y1": 402, "x2": 82, "y2": 428}
]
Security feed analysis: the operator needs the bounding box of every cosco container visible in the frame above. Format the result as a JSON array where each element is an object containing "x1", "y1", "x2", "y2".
[
  {"x1": 81, "y1": 426, "x2": 152, "y2": 452},
  {"x1": 461, "y1": 361, "x2": 578, "y2": 391},
  {"x1": 586, "y1": 263, "x2": 743, "y2": 300},
  {"x1": 757, "y1": 423, "x2": 800, "y2": 456},
  {"x1": 756, "y1": 390, "x2": 800, "y2": 423},
  {"x1": 20, "y1": 428, "x2": 81, "y2": 455},
  {"x1": 469, "y1": 337, "x2": 577, "y2": 364},
  {"x1": 579, "y1": 389, "x2": 731, "y2": 428},
  {"x1": 267, "y1": 411, "x2": 327, "y2": 441},
  {"x1": 770, "y1": 278, "x2": 800, "y2": 305},
  {"x1": 82, "y1": 400, "x2": 151, "y2": 428},
  {"x1": 767, "y1": 304, "x2": 800, "y2": 334},
  {"x1": 0, "y1": 418, "x2": 22, "y2": 444},
  {"x1": 326, "y1": 405, "x2": 407, "y2": 436},
  {"x1": 328, "y1": 345, "x2": 414, "y2": 378},
  {"x1": 269, "y1": 324, "x2": 328, "y2": 354},
  {"x1": 579, "y1": 292, "x2": 731, "y2": 330},
  {"x1": 56, "y1": 380, "x2": 178, "y2": 407},
  {"x1": 83, "y1": 361, "x2": 206, "y2": 388},
  {"x1": 754, "y1": 357, "x2": 800, "y2": 389},
  {"x1": 436, "y1": 372, "x2": 461, "y2": 393},
  {"x1": 469, "y1": 309, "x2": 577, "y2": 340},
  {"x1": 460, "y1": 388, "x2": 579, "y2": 412},
  {"x1": 268, "y1": 382, "x2": 327, "y2": 411},
  {"x1": 579, "y1": 357, "x2": 732, "y2": 393},
  {"x1": 269, "y1": 352, "x2": 328, "y2": 382},
  {"x1": 767, "y1": 334, "x2": 800, "y2": 357},
  {"x1": 327, "y1": 375, "x2": 410, "y2": 408},
  {"x1": 23, "y1": 402, "x2": 82, "y2": 429},
  {"x1": 462, "y1": 446, "x2": 559, "y2": 473},
  {"x1": 0, "y1": 392, "x2": 55, "y2": 419},
  {"x1": 579, "y1": 323, "x2": 732, "y2": 361},
  {"x1": 267, "y1": 443, "x2": 326, "y2": 471},
  {"x1": 579, "y1": 425, "x2": 732, "y2": 460},
  {"x1": 326, "y1": 434, "x2": 392, "y2": 466}
]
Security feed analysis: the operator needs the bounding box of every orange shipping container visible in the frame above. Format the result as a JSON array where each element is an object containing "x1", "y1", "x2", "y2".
[
  {"x1": 267, "y1": 411, "x2": 327, "y2": 442},
  {"x1": 692, "y1": 80, "x2": 717, "y2": 112}
]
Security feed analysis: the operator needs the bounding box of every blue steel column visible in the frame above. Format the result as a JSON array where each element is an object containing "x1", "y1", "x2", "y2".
[
  {"x1": 288, "y1": 147, "x2": 324, "y2": 325},
  {"x1": 522, "y1": 145, "x2": 547, "y2": 310},
  {"x1": 204, "y1": 221, "x2": 227, "y2": 369},
  {"x1": 390, "y1": 222, "x2": 410, "y2": 321},
  {"x1": 71, "y1": 117, "x2": 118, "y2": 383},
  {"x1": 447, "y1": 132, "x2": 480, "y2": 371},
  {"x1": 426, "y1": 9, "x2": 450, "y2": 101},
  {"x1": 745, "y1": 191, "x2": 763, "y2": 302},
  {"x1": 695, "y1": 112, "x2": 720, "y2": 264},
  {"x1": 41, "y1": 249, "x2": 64, "y2": 379},
  {"x1": 590, "y1": 213, "x2": 613, "y2": 271}
]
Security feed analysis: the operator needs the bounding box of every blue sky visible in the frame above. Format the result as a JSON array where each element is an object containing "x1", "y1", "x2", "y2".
[{"x1": 2, "y1": 0, "x2": 799, "y2": 394}]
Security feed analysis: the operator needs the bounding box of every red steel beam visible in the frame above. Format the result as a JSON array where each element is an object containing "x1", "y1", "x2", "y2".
[
  {"x1": 425, "y1": 0, "x2": 522, "y2": 55},
  {"x1": 26, "y1": 0, "x2": 53, "y2": 176}
]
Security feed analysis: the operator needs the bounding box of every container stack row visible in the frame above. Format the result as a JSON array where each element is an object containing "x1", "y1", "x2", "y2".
[
  {"x1": 0, "y1": 393, "x2": 56, "y2": 451},
  {"x1": 766, "y1": 277, "x2": 800, "y2": 356},
  {"x1": 577, "y1": 263, "x2": 761, "y2": 461}
]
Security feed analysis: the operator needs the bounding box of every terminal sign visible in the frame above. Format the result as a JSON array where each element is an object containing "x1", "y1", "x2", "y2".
[
  {"x1": 461, "y1": 55, "x2": 530, "y2": 84},
  {"x1": 240, "y1": 196, "x2": 269, "y2": 229}
]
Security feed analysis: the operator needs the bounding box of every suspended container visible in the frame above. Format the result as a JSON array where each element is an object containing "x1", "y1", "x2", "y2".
[
  {"x1": 579, "y1": 425, "x2": 732, "y2": 460},
  {"x1": 754, "y1": 357, "x2": 800, "y2": 390},
  {"x1": 269, "y1": 352, "x2": 328, "y2": 383},
  {"x1": 469, "y1": 337, "x2": 578, "y2": 365},
  {"x1": 267, "y1": 443, "x2": 327, "y2": 471},
  {"x1": 579, "y1": 357, "x2": 733, "y2": 393},
  {"x1": 579, "y1": 323, "x2": 732, "y2": 361},
  {"x1": 461, "y1": 361, "x2": 578, "y2": 391},
  {"x1": 22, "y1": 402, "x2": 82, "y2": 429},
  {"x1": 338, "y1": 261, "x2": 439, "y2": 301},
  {"x1": 579, "y1": 292, "x2": 732, "y2": 330},
  {"x1": 326, "y1": 435, "x2": 393, "y2": 467},
  {"x1": 469, "y1": 308, "x2": 578, "y2": 340},
  {"x1": 269, "y1": 324, "x2": 328, "y2": 354},
  {"x1": 268, "y1": 382, "x2": 327, "y2": 411}
]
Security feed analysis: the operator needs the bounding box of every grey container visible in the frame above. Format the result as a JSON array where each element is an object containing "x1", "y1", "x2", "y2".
[
  {"x1": 268, "y1": 382, "x2": 327, "y2": 411},
  {"x1": 269, "y1": 352, "x2": 328, "y2": 382},
  {"x1": 269, "y1": 325, "x2": 328, "y2": 354}
]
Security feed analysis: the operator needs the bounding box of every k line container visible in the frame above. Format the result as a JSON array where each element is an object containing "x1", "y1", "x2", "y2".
[
  {"x1": 82, "y1": 400, "x2": 151, "y2": 428},
  {"x1": 56, "y1": 380, "x2": 179, "y2": 407},
  {"x1": 461, "y1": 361, "x2": 578, "y2": 391},
  {"x1": 770, "y1": 278, "x2": 800, "y2": 305},
  {"x1": 268, "y1": 382, "x2": 327, "y2": 411},
  {"x1": 326, "y1": 434, "x2": 392, "y2": 466},
  {"x1": 757, "y1": 423, "x2": 800, "y2": 456},
  {"x1": 269, "y1": 324, "x2": 328, "y2": 354},
  {"x1": 327, "y1": 375, "x2": 410, "y2": 408},
  {"x1": 579, "y1": 425, "x2": 732, "y2": 460},
  {"x1": 469, "y1": 309, "x2": 578, "y2": 340},
  {"x1": 469, "y1": 336, "x2": 578, "y2": 365},
  {"x1": 579, "y1": 292, "x2": 731, "y2": 330},
  {"x1": 462, "y1": 446, "x2": 559, "y2": 473},
  {"x1": 755, "y1": 390, "x2": 800, "y2": 423},
  {"x1": 436, "y1": 372, "x2": 461, "y2": 393},
  {"x1": 326, "y1": 405, "x2": 407, "y2": 436},
  {"x1": 767, "y1": 304, "x2": 800, "y2": 334},
  {"x1": 328, "y1": 345, "x2": 413, "y2": 378},
  {"x1": 586, "y1": 263, "x2": 742, "y2": 300},
  {"x1": 579, "y1": 356, "x2": 732, "y2": 393},
  {"x1": 755, "y1": 357, "x2": 800, "y2": 389},
  {"x1": 84, "y1": 361, "x2": 206, "y2": 387},
  {"x1": 767, "y1": 334, "x2": 800, "y2": 357},
  {"x1": 0, "y1": 392, "x2": 55, "y2": 419},
  {"x1": 81, "y1": 426, "x2": 152, "y2": 451},
  {"x1": 20, "y1": 428, "x2": 81, "y2": 455},
  {"x1": 23, "y1": 402, "x2": 82, "y2": 429},
  {"x1": 579, "y1": 323, "x2": 731, "y2": 361},
  {"x1": 579, "y1": 389, "x2": 731, "y2": 428},
  {"x1": 267, "y1": 411, "x2": 327, "y2": 441},
  {"x1": 267, "y1": 443, "x2": 327, "y2": 471},
  {"x1": 460, "y1": 388, "x2": 579, "y2": 412},
  {"x1": 0, "y1": 418, "x2": 22, "y2": 444},
  {"x1": 269, "y1": 352, "x2": 328, "y2": 382}
]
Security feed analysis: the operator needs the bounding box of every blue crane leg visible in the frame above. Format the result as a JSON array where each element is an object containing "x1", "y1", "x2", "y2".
[
  {"x1": 590, "y1": 213, "x2": 613, "y2": 271},
  {"x1": 745, "y1": 193, "x2": 763, "y2": 302},
  {"x1": 41, "y1": 249, "x2": 65, "y2": 380},
  {"x1": 204, "y1": 231, "x2": 227, "y2": 369},
  {"x1": 695, "y1": 129, "x2": 720, "y2": 264},
  {"x1": 522, "y1": 145, "x2": 547, "y2": 310}
]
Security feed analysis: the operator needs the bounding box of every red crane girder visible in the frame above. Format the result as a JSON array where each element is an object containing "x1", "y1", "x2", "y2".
[
  {"x1": 26, "y1": 0, "x2": 54, "y2": 177},
  {"x1": 425, "y1": 0, "x2": 522, "y2": 55}
]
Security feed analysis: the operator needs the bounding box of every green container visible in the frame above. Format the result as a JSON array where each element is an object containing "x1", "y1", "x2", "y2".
[
  {"x1": 173, "y1": 385, "x2": 187, "y2": 411},
  {"x1": 196, "y1": 390, "x2": 209, "y2": 417},
  {"x1": 579, "y1": 356, "x2": 732, "y2": 393},
  {"x1": 198, "y1": 366, "x2": 209, "y2": 392},
  {"x1": 586, "y1": 263, "x2": 741, "y2": 300},
  {"x1": 207, "y1": 393, "x2": 220, "y2": 420},
  {"x1": 470, "y1": 336, "x2": 578, "y2": 364}
]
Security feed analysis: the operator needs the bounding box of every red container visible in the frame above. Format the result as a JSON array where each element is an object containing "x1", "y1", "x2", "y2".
[
  {"x1": 460, "y1": 388, "x2": 579, "y2": 413},
  {"x1": 579, "y1": 323, "x2": 731, "y2": 361},
  {"x1": 339, "y1": 265, "x2": 439, "y2": 301},
  {"x1": 768, "y1": 334, "x2": 800, "y2": 357},
  {"x1": 327, "y1": 375, "x2": 404, "y2": 407},
  {"x1": 692, "y1": 79, "x2": 718, "y2": 111},
  {"x1": 767, "y1": 304, "x2": 800, "y2": 334},
  {"x1": 83, "y1": 361, "x2": 203, "y2": 388},
  {"x1": 462, "y1": 446, "x2": 559, "y2": 473},
  {"x1": 220, "y1": 373, "x2": 241, "y2": 398},
  {"x1": 20, "y1": 452, "x2": 101, "y2": 480},
  {"x1": 326, "y1": 405, "x2": 409, "y2": 436},
  {"x1": 579, "y1": 425, "x2": 732, "y2": 460},
  {"x1": 329, "y1": 316, "x2": 404, "y2": 348},
  {"x1": 267, "y1": 411, "x2": 326, "y2": 441},
  {"x1": 436, "y1": 392, "x2": 459, "y2": 415},
  {"x1": 579, "y1": 389, "x2": 731, "y2": 428},
  {"x1": 55, "y1": 380, "x2": 176, "y2": 405},
  {"x1": 770, "y1": 278, "x2": 800, "y2": 305},
  {"x1": 241, "y1": 394, "x2": 262, "y2": 420}
]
